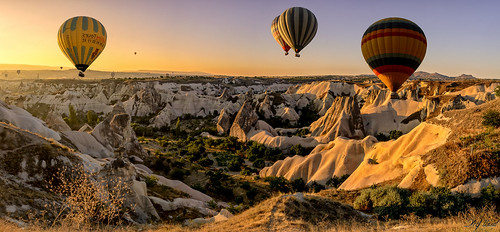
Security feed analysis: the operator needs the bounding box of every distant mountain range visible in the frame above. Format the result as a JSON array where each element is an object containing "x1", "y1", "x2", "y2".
[
  {"x1": 409, "y1": 71, "x2": 477, "y2": 80},
  {"x1": 0, "y1": 64, "x2": 481, "y2": 80}
]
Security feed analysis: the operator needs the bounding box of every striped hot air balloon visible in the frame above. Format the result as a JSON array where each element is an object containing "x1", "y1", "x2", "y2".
[
  {"x1": 58, "y1": 16, "x2": 107, "y2": 77},
  {"x1": 271, "y1": 16, "x2": 291, "y2": 55},
  {"x1": 278, "y1": 7, "x2": 318, "y2": 57},
  {"x1": 361, "y1": 17, "x2": 427, "y2": 94}
]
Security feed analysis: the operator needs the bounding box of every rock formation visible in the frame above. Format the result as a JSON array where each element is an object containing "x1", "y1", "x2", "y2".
[
  {"x1": 216, "y1": 109, "x2": 232, "y2": 135},
  {"x1": 229, "y1": 101, "x2": 258, "y2": 142},
  {"x1": 91, "y1": 104, "x2": 147, "y2": 158},
  {"x1": 310, "y1": 96, "x2": 365, "y2": 144},
  {"x1": 260, "y1": 136, "x2": 377, "y2": 184}
]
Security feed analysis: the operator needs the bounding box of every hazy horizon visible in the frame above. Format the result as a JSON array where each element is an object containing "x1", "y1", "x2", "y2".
[{"x1": 1, "y1": 0, "x2": 499, "y2": 78}]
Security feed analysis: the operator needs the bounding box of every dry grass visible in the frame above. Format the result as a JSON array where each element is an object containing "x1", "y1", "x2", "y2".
[{"x1": 1, "y1": 189, "x2": 499, "y2": 232}]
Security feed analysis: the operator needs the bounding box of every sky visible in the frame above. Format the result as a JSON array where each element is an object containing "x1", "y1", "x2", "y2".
[{"x1": 0, "y1": 0, "x2": 499, "y2": 78}]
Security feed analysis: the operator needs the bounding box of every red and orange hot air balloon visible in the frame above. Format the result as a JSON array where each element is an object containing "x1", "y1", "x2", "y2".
[
  {"x1": 361, "y1": 17, "x2": 427, "y2": 96},
  {"x1": 271, "y1": 16, "x2": 290, "y2": 55}
]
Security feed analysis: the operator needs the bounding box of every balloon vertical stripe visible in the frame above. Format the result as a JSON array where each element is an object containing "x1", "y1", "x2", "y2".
[
  {"x1": 278, "y1": 7, "x2": 317, "y2": 57},
  {"x1": 58, "y1": 16, "x2": 107, "y2": 74}
]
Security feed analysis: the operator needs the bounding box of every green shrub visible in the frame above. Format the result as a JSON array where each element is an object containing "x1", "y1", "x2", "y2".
[
  {"x1": 354, "y1": 185, "x2": 410, "y2": 219},
  {"x1": 495, "y1": 86, "x2": 500, "y2": 97},
  {"x1": 198, "y1": 157, "x2": 213, "y2": 167},
  {"x1": 290, "y1": 178, "x2": 308, "y2": 192},
  {"x1": 252, "y1": 159, "x2": 265, "y2": 169},
  {"x1": 144, "y1": 175, "x2": 158, "y2": 188},
  {"x1": 389, "y1": 130, "x2": 403, "y2": 140},
  {"x1": 308, "y1": 181, "x2": 325, "y2": 193},
  {"x1": 264, "y1": 176, "x2": 290, "y2": 193},
  {"x1": 326, "y1": 174, "x2": 350, "y2": 188},
  {"x1": 289, "y1": 144, "x2": 307, "y2": 156},
  {"x1": 482, "y1": 110, "x2": 500, "y2": 128},
  {"x1": 480, "y1": 184, "x2": 500, "y2": 209}
]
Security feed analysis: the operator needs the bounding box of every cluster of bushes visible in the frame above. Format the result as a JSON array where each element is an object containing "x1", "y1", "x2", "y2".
[
  {"x1": 354, "y1": 185, "x2": 500, "y2": 220},
  {"x1": 263, "y1": 176, "x2": 326, "y2": 193},
  {"x1": 325, "y1": 174, "x2": 350, "y2": 188},
  {"x1": 62, "y1": 105, "x2": 103, "y2": 130},
  {"x1": 482, "y1": 109, "x2": 500, "y2": 128},
  {"x1": 375, "y1": 130, "x2": 404, "y2": 142}
]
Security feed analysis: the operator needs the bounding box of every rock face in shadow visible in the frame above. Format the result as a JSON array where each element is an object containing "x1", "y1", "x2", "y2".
[
  {"x1": 216, "y1": 109, "x2": 232, "y2": 135},
  {"x1": 229, "y1": 101, "x2": 258, "y2": 142},
  {"x1": 310, "y1": 96, "x2": 365, "y2": 144},
  {"x1": 91, "y1": 104, "x2": 147, "y2": 158}
]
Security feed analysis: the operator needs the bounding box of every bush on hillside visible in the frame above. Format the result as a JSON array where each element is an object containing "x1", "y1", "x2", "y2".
[
  {"x1": 482, "y1": 110, "x2": 500, "y2": 128},
  {"x1": 326, "y1": 174, "x2": 350, "y2": 188}
]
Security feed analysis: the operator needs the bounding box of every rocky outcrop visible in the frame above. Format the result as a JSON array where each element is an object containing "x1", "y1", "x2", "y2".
[
  {"x1": 91, "y1": 104, "x2": 147, "y2": 158},
  {"x1": 229, "y1": 101, "x2": 258, "y2": 142},
  {"x1": 260, "y1": 136, "x2": 377, "y2": 184},
  {"x1": 62, "y1": 131, "x2": 114, "y2": 158},
  {"x1": 340, "y1": 123, "x2": 451, "y2": 190},
  {"x1": 310, "y1": 96, "x2": 365, "y2": 144},
  {"x1": 123, "y1": 84, "x2": 162, "y2": 117},
  {"x1": 257, "y1": 95, "x2": 273, "y2": 119},
  {"x1": 216, "y1": 109, "x2": 232, "y2": 135},
  {"x1": 0, "y1": 100, "x2": 61, "y2": 140},
  {"x1": 45, "y1": 111, "x2": 72, "y2": 132},
  {"x1": 277, "y1": 107, "x2": 300, "y2": 125}
]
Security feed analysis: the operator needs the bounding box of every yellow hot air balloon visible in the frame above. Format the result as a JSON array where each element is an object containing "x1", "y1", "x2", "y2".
[
  {"x1": 361, "y1": 17, "x2": 427, "y2": 95},
  {"x1": 58, "y1": 16, "x2": 107, "y2": 77}
]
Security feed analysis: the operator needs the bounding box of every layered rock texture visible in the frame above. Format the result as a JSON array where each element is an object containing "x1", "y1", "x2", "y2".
[{"x1": 310, "y1": 96, "x2": 365, "y2": 143}]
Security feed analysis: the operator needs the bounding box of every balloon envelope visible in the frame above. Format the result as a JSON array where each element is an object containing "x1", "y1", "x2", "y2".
[
  {"x1": 278, "y1": 7, "x2": 318, "y2": 57},
  {"x1": 361, "y1": 17, "x2": 427, "y2": 92},
  {"x1": 271, "y1": 16, "x2": 290, "y2": 55},
  {"x1": 57, "y1": 16, "x2": 107, "y2": 74}
]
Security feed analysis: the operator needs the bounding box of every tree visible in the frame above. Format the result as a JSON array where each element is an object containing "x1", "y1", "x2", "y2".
[
  {"x1": 495, "y1": 86, "x2": 500, "y2": 97},
  {"x1": 86, "y1": 110, "x2": 99, "y2": 126},
  {"x1": 65, "y1": 104, "x2": 80, "y2": 130}
]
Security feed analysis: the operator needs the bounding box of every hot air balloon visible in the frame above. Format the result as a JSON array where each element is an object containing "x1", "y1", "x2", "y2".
[
  {"x1": 361, "y1": 17, "x2": 427, "y2": 96},
  {"x1": 17, "y1": 70, "x2": 20, "y2": 75},
  {"x1": 60, "y1": 66, "x2": 63, "y2": 70},
  {"x1": 278, "y1": 7, "x2": 318, "y2": 57},
  {"x1": 57, "y1": 16, "x2": 107, "y2": 77},
  {"x1": 134, "y1": 52, "x2": 137, "y2": 55},
  {"x1": 271, "y1": 16, "x2": 290, "y2": 55}
]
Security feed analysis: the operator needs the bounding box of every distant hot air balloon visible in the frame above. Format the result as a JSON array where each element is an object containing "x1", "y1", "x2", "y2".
[
  {"x1": 361, "y1": 17, "x2": 427, "y2": 95},
  {"x1": 57, "y1": 16, "x2": 107, "y2": 77},
  {"x1": 60, "y1": 66, "x2": 63, "y2": 70},
  {"x1": 271, "y1": 16, "x2": 290, "y2": 55},
  {"x1": 111, "y1": 72, "x2": 115, "y2": 78},
  {"x1": 4, "y1": 74, "x2": 7, "y2": 78},
  {"x1": 134, "y1": 52, "x2": 137, "y2": 55},
  {"x1": 17, "y1": 70, "x2": 20, "y2": 75},
  {"x1": 278, "y1": 7, "x2": 318, "y2": 57}
]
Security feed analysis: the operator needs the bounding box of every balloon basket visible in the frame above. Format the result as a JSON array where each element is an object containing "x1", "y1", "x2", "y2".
[
  {"x1": 295, "y1": 53, "x2": 300, "y2": 57},
  {"x1": 78, "y1": 72, "x2": 85, "y2": 77}
]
